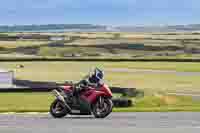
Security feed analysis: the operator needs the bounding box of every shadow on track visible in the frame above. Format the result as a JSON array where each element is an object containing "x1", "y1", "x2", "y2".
[{"x1": 40, "y1": 116, "x2": 95, "y2": 120}]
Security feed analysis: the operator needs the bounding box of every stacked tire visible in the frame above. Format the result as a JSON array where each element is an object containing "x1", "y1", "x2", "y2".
[{"x1": 112, "y1": 98, "x2": 133, "y2": 107}]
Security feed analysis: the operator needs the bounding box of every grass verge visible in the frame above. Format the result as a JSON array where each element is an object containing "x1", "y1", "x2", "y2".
[
  {"x1": 1, "y1": 61, "x2": 200, "y2": 91},
  {"x1": 1, "y1": 92, "x2": 200, "y2": 113}
]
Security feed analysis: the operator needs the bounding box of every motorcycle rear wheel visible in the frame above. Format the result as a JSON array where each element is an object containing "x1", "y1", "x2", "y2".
[{"x1": 50, "y1": 99, "x2": 68, "y2": 118}]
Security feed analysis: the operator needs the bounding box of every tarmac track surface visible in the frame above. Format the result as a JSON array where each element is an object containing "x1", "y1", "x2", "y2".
[{"x1": 1, "y1": 112, "x2": 200, "y2": 133}]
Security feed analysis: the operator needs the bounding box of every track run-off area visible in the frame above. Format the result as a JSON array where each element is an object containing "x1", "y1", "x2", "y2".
[{"x1": 1, "y1": 112, "x2": 200, "y2": 133}]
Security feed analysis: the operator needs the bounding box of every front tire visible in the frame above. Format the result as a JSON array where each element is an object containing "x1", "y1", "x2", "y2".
[
  {"x1": 92, "y1": 97, "x2": 113, "y2": 118},
  {"x1": 50, "y1": 99, "x2": 68, "y2": 118}
]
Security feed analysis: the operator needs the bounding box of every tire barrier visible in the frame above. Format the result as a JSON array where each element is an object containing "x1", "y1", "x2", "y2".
[
  {"x1": 112, "y1": 98, "x2": 133, "y2": 107},
  {"x1": 110, "y1": 87, "x2": 143, "y2": 97}
]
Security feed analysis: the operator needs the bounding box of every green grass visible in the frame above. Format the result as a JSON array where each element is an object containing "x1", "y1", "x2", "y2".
[
  {"x1": 105, "y1": 62, "x2": 200, "y2": 72},
  {"x1": 0, "y1": 92, "x2": 200, "y2": 113},
  {"x1": 0, "y1": 93, "x2": 54, "y2": 112},
  {"x1": 1, "y1": 33, "x2": 200, "y2": 59},
  {"x1": 0, "y1": 40, "x2": 50, "y2": 49},
  {"x1": 1, "y1": 61, "x2": 199, "y2": 112},
  {"x1": 38, "y1": 46, "x2": 111, "y2": 57},
  {"x1": 1, "y1": 61, "x2": 200, "y2": 92},
  {"x1": 114, "y1": 94, "x2": 200, "y2": 112}
]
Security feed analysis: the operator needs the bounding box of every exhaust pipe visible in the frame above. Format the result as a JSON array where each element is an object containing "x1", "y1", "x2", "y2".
[{"x1": 52, "y1": 89, "x2": 72, "y2": 112}]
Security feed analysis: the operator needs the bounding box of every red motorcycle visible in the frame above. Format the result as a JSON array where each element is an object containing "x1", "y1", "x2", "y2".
[{"x1": 50, "y1": 82, "x2": 113, "y2": 118}]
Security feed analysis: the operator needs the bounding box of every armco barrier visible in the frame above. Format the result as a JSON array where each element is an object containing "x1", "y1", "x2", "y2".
[
  {"x1": 13, "y1": 79, "x2": 59, "y2": 89},
  {"x1": 0, "y1": 88, "x2": 53, "y2": 92}
]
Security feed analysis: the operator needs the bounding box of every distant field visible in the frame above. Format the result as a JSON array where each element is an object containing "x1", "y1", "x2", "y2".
[
  {"x1": 0, "y1": 32, "x2": 200, "y2": 59},
  {"x1": 0, "y1": 40, "x2": 50, "y2": 49},
  {"x1": 1, "y1": 61, "x2": 200, "y2": 93}
]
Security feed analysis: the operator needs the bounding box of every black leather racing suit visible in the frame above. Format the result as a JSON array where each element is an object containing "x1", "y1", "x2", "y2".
[{"x1": 73, "y1": 75, "x2": 101, "y2": 95}]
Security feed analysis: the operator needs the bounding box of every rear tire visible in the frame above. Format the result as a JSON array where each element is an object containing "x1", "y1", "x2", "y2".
[
  {"x1": 92, "y1": 97, "x2": 113, "y2": 118},
  {"x1": 50, "y1": 99, "x2": 68, "y2": 118}
]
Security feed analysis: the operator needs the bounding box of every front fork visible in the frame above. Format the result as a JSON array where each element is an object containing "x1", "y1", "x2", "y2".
[{"x1": 99, "y1": 96, "x2": 105, "y2": 109}]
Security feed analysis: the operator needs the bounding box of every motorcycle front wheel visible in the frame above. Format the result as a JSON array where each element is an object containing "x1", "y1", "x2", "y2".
[
  {"x1": 92, "y1": 97, "x2": 113, "y2": 118},
  {"x1": 50, "y1": 99, "x2": 68, "y2": 118}
]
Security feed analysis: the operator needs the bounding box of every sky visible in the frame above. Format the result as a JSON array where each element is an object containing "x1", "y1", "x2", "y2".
[{"x1": 0, "y1": 0, "x2": 200, "y2": 26}]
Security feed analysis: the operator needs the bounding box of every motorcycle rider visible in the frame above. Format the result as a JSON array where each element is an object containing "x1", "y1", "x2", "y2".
[{"x1": 73, "y1": 67, "x2": 104, "y2": 96}]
